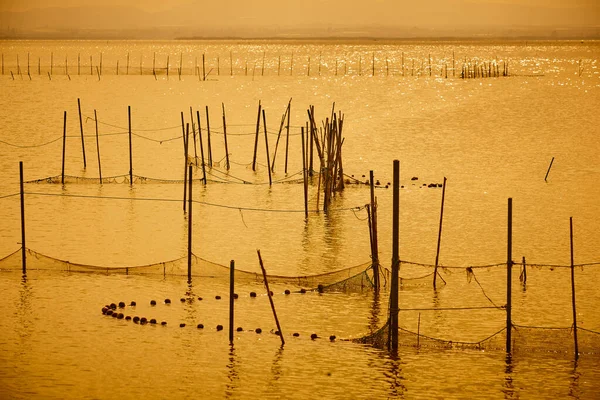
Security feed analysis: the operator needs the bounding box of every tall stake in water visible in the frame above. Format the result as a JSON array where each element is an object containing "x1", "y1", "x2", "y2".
[
  {"x1": 389, "y1": 160, "x2": 400, "y2": 351},
  {"x1": 570, "y1": 217, "x2": 579, "y2": 359},
  {"x1": 506, "y1": 198, "x2": 513, "y2": 354},
  {"x1": 19, "y1": 161, "x2": 26, "y2": 275},
  {"x1": 433, "y1": 177, "x2": 447, "y2": 289},
  {"x1": 77, "y1": 98, "x2": 87, "y2": 168}
]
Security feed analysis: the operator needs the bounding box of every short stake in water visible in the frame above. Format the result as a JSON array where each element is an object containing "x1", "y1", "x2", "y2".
[{"x1": 257, "y1": 250, "x2": 284, "y2": 346}]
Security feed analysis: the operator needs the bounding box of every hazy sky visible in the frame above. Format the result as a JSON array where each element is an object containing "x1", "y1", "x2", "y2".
[{"x1": 0, "y1": 0, "x2": 598, "y2": 30}]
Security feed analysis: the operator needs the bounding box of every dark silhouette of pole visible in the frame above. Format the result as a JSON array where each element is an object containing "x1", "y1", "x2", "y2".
[
  {"x1": 506, "y1": 198, "x2": 513, "y2": 354},
  {"x1": 61, "y1": 111, "x2": 66, "y2": 185},
  {"x1": 389, "y1": 160, "x2": 400, "y2": 351},
  {"x1": 229, "y1": 260, "x2": 235, "y2": 344},
  {"x1": 77, "y1": 98, "x2": 87, "y2": 168},
  {"x1": 187, "y1": 165, "x2": 193, "y2": 283},
  {"x1": 19, "y1": 162, "x2": 26, "y2": 274},
  {"x1": 570, "y1": 217, "x2": 579, "y2": 359},
  {"x1": 128, "y1": 106, "x2": 133, "y2": 186},
  {"x1": 258, "y1": 250, "x2": 284, "y2": 346},
  {"x1": 94, "y1": 110, "x2": 102, "y2": 182},
  {"x1": 434, "y1": 177, "x2": 447, "y2": 289}
]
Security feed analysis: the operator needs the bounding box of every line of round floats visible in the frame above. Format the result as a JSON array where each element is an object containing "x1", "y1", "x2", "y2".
[{"x1": 100, "y1": 288, "x2": 337, "y2": 342}]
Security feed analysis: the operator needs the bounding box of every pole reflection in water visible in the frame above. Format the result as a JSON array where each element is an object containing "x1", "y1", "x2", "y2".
[
  {"x1": 384, "y1": 351, "x2": 406, "y2": 398},
  {"x1": 225, "y1": 344, "x2": 239, "y2": 399},
  {"x1": 503, "y1": 354, "x2": 515, "y2": 399}
]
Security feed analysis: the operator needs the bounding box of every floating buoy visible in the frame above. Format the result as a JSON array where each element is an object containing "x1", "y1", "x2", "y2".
[
  {"x1": 256, "y1": 328, "x2": 262, "y2": 334},
  {"x1": 150, "y1": 300, "x2": 156, "y2": 306},
  {"x1": 317, "y1": 284, "x2": 324, "y2": 293},
  {"x1": 130, "y1": 301, "x2": 136, "y2": 306},
  {"x1": 236, "y1": 327, "x2": 243, "y2": 332},
  {"x1": 118, "y1": 302, "x2": 126, "y2": 308},
  {"x1": 284, "y1": 289, "x2": 291, "y2": 295},
  {"x1": 106, "y1": 310, "x2": 113, "y2": 316},
  {"x1": 250, "y1": 292, "x2": 257, "y2": 298},
  {"x1": 117, "y1": 313, "x2": 124, "y2": 319},
  {"x1": 300, "y1": 288, "x2": 306, "y2": 294},
  {"x1": 216, "y1": 325, "x2": 223, "y2": 331},
  {"x1": 197, "y1": 297, "x2": 203, "y2": 301},
  {"x1": 376, "y1": 180, "x2": 380, "y2": 185},
  {"x1": 102, "y1": 307, "x2": 108, "y2": 314},
  {"x1": 164, "y1": 299, "x2": 171, "y2": 304},
  {"x1": 293, "y1": 332, "x2": 300, "y2": 337},
  {"x1": 233, "y1": 293, "x2": 239, "y2": 299},
  {"x1": 140, "y1": 317, "x2": 148, "y2": 325},
  {"x1": 161, "y1": 321, "x2": 167, "y2": 326},
  {"x1": 311, "y1": 333, "x2": 318, "y2": 340},
  {"x1": 197, "y1": 323, "x2": 204, "y2": 329},
  {"x1": 269, "y1": 291, "x2": 274, "y2": 296},
  {"x1": 125, "y1": 316, "x2": 132, "y2": 321},
  {"x1": 274, "y1": 330, "x2": 281, "y2": 336},
  {"x1": 411, "y1": 177, "x2": 418, "y2": 181},
  {"x1": 110, "y1": 303, "x2": 117, "y2": 310},
  {"x1": 215, "y1": 295, "x2": 221, "y2": 300},
  {"x1": 180, "y1": 323, "x2": 186, "y2": 328},
  {"x1": 150, "y1": 319, "x2": 157, "y2": 324},
  {"x1": 133, "y1": 316, "x2": 140, "y2": 323},
  {"x1": 329, "y1": 335, "x2": 336, "y2": 341},
  {"x1": 180, "y1": 298, "x2": 185, "y2": 303},
  {"x1": 111, "y1": 312, "x2": 118, "y2": 318}
]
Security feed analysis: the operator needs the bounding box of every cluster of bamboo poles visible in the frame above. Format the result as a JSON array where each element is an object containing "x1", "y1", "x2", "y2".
[
  {"x1": 303, "y1": 105, "x2": 345, "y2": 215},
  {"x1": 461, "y1": 59, "x2": 508, "y2": 79},
  {"x1": 2, "y1": 50, "x2": 520, "y2": 80}
]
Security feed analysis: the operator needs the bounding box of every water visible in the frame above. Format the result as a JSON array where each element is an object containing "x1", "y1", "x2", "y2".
[{"x1": 0, "y1": 39, "x2": 599, "y2": 399}]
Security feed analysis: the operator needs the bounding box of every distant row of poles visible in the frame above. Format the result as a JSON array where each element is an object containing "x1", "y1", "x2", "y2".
[{"x1": 1, "y1": 51, "x2": 519, "y2": 79}]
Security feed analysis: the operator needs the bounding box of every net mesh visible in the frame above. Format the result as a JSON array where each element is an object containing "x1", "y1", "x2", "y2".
[{"x1": 0, "y1": 248, "x2": 379, "y2": 291}]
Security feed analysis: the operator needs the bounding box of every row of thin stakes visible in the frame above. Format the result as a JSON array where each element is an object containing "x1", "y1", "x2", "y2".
[
  {"x1": 58, "y1": 98, "x2": 347, "y2": 215},
  {"x1": 2, "y1": 50, "x2": 521, "y2": 79}
]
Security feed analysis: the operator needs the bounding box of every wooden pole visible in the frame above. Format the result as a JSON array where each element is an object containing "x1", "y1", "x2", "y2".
[
  {"x1": 188, "y1": 164, "x2": 193, "y2": 283},
  {"x1": 570, "y1": 217, "x2": 579, "y2": 359},
  {"x1": 270, "y1": 102, "x2": 289, "y2": 171},
  {"x1": 196, "y1": 111, "x2": 206, "y2": 183},
  {"x1": 61, "y1": 111, "x2": 66, "y2": 185},
  {"x1": 128, "y1": 106, "x2": 133, "y2": 186},
  {"x1": 301, "y1": 127, "x2": 308, "y2": 219},
  {"x1": 153, "y1": 52, "x2": 156, "y2": 75},
  {"x1": 390, "y1": 160, "x2": 400, "y2": 351},
  {"x1": 77, "y1": 98, "x2": 87, "y2": 168},
  {"x1": 229, "y1": 260, "x2": 235, "y2": 344},
  {"x1": 51, "y1": 52, "x2": 53, "y2": 76},
  {"x1": 370, "y1": 170, "x2": 379, "y2": 290},
  {"x1": 94, "y1": 110, "x2": 102, "y2": 182},
  {"x1": 205, "y1": 106, "x2": 212, "y2": 166},
  {"x1": 284, "y1": 100, "x2": 291, "y2": 174},
  {"x1": 222, "y1": 103, "x2": 230, "y2": 170},
  {"x1": 506, "y1": 198, "x2": 513, "y2": 354},
  {"x1": 257, "y1": 250, "x2": 285, "y2": 346},
  {"x1": 544, "y1": 157, "x2": 555, "y2": 182},
  {"x1": 262, "y1": 110, "x2": 272, "y2": 186},
  {"x1": 252, "y1": 101, "x2": 262, "y2": 171},
  {"x1": 190, "y1": 107, "x2": 198, "y2": 164},
  {"x1": 433, "y1": 177, "x2": 447, "y2": 289},
  {"x1": 521, "y1": 256, "x2": 527, "y2": 285},
  {"x1": 183, "y1": 123, "x2": 189, "y2": 211},
  {"x1": 19, "y1": 161, "x2": 26, "y2": 274}
]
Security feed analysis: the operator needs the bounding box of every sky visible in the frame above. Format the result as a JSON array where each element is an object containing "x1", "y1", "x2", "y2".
[{"x1": 0, "y1": 0, "x2": 598, "y2": 35}]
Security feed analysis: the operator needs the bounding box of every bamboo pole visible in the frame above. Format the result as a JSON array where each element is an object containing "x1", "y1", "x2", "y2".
[
  {"x1": 153, "y1": 52, "x2": 156, "y2": 75},
  {"x1": 284, "y1": 100, "x2": 291, "y2": 174},
  {"x1": 187, "y1": 164, "x2": 193, "y2": 283},
  {"x1": 545, "y1": 157, "x2": 555, "y2": 182},
  {"x1": 77, "y1": 98, "x2": 87, "y2": 169},
  {"x1": 196, "y1": 110, "x2": 206, "y2": 184},
  {"x1": 506, "y1": 198, "x2": 513, "y2": 354},
  {"x1": 128, "y1": 106, "x2": 133, "y2": 185},
  {"x1": 61, "y1": 111, "x2": 66, "y2": 184},
  {"x1": 270, "y1": 101, "x2": 289, "y2": 171},
  {"x1": 252, "y1": 101, "x2": 262, "y2": 171},
  {"x1": 433, "y1": 177, "x2": 447, "y2": 289},
  {"x1": 262, "y1": 109, "x2": 272, "y2": 186},
  {"x1": 229, "y1": 260, "x2": 235, "y2": 343},
  {"x1": 257, "y1": 250, "x2": 285, "y2": 346},
  {"x1": 389, "y1": 160, "x2": 400, "y2": 351},
  {"x1": 222, "y1": 103, "x2": 230, "y2": 170},
  {"x1": 190, "y1": 107, "x2": 198, "y2": 164},
  {"x1": 301, "y1": 127, "x2": 308, "y2": 219},
  {"x1": 570, "y1": 217, "x2": 579, "y2": 359},
  {"x1": 202, "y1": 53, "x2": 206, "y2": 81},
  {"x1": 20, "y1": 161, "x2": 26, "y2": 274},
  {"x1": 205, "y1": 106, "x2": 212, "y2": 166},
  {"x1": 521, "y1": 256, "x2": 527, "y2": 284},
  {"x1": 183, "y1": 121, "x2": 189, "y2": 211},
  {"x1": 370, "y1": 170, "x2": 379, "y2": 290},
  {"x1": 94, "y1": 110, "x2": 102, "y2": 182}
]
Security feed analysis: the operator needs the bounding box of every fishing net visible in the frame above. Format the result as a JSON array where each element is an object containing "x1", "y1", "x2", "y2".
[
  {"x1": 0, "y1": 248, "x2": 380, "y2": 292},
  {"x1": 511, "y1": 325, "x2": 600, "y2": 356}
]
